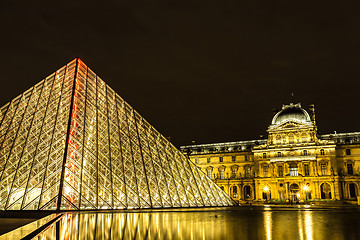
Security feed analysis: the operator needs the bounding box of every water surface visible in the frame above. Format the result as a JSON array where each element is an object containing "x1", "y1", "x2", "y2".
[{"x1": 35, "y1": 206, "x2": 360, "y2": 239}]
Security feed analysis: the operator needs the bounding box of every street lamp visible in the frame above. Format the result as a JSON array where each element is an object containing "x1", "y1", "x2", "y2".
[
  {"x1": 263, "y1": 185, "x2": 270, "y2": 201},
  {"x1": 303, "y1": 184, "x2": 310, "y2": 201}
]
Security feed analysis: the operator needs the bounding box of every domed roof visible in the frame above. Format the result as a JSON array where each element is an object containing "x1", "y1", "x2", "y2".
[{"x1": 271, "y1": 103, "x2": 311, "y2": 125}]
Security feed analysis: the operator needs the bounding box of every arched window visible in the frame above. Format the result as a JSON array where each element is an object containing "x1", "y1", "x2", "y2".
[
  {"x1": 303, "y1": 150, "x2": 308, "y2": 156},
  {"x1": 232, "y1": 186, "x2": 238, "y2": 198},
  {"x1": 320, "y1": 149, "x2": 325, "y2": 155},
  {"x1": 277, "y1": 152, "x2": 282, "y2": 157},
  {"x1": 320, "y1": 183, "x2": 331, "y2": 199},
  {"x1": 244, "y1": 186, "x2": 251, "y2": 200},
  {"x1": 263, "y1": 153, "x2": 267, "y2": 159}
]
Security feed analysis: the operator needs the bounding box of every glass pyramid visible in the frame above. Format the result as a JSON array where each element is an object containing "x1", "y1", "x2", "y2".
[{"x1": 0, "y1": 59, "x2": 233, "y2": 210}]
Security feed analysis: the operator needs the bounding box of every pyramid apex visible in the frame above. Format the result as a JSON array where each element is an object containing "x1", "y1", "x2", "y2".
[{"x1": 0, "y1": 59, "x2": 234, "y2": 210}]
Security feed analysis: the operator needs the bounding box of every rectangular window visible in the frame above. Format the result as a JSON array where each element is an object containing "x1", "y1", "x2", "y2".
[
  {"x1": 277, "y1": 152, "x2": 282, "y2": 157},
  {"x1": 232, "y1": 168, "x2": 237, "y2": 178},
  {"x1": 278, "y1": 165, "x2": 283, "y2": 177},
  {"x1": 321, "y1": 164, "x2": 327, "y2": 175},
  {"x1": 232, "y1": 156, "x2": 236, "y2": 162},
  {"x1": 263, "y1": 165, "x2": 268, "y2": 177},
  {"x1": 207, "y1": 158, "x2": 211, "y2": 163},
  {"x1": 220, "y1": 169, "x2": 225, "y2": 179},
  {"x1": 346, "y1": 149, "x2": 351, "y2": 155},
  {"x1": 290, "y1": 164, "x2": 298, "y2": 176},
  {"x1": 207, "y1": 169, "x2": 212, "y2": 179},
  {"x1": 219, "y1": 157, "x2": 223, "y2": 162},
  {"x1": 244, "y1": 155, "x2": 248, "y2": 161},
  {"x1": 304, "y1": 164, "x2": 310, "y2": 176},
  {"x1": 347, "y1": 164, "x2": 353, "y2": 175},
  {"x1": 245, "y1": 168, "x2": 251, "y2": 178},
  {"x1": 303, "y1": 150, "x2": 308, "y2": 156},
  {"x1": 263, "y1": 153, "x2": 267, "y2": 159}
]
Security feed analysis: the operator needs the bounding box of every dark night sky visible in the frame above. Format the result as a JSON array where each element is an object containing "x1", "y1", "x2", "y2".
[{"x1": 1, "y1": 1, "x2": 360, "y2": 147}]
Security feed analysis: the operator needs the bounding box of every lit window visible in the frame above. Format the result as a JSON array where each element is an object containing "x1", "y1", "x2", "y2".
[
  {"x1": 263, "y1": 153, "x2": 267, "y2": 159},
  {"x1": 346, "y1": 149, "x2": 351, "y2": 155},
  {"x1": 220, "y1": 169, "x2": 225, "y2": 179},
  {"x1": 321, "y1": 164, "x2": 327, "y2": 175},
  {"x1": 207, "y1": 169, "x2": 212, "y2": 178},
  {"x1": 207, "y1": 158, "x2": 211, "y2": 163},
  {"x1": 219, "y1": 157, "x2": 223, "y2": 162},
  {"x1": 232, "y1": 168, "x2": 237, "y2": 178},
  {"x1": 232, "y1": 156, "x2": 236, "y2": 162},
  {"x1": 347, "y1": 163, "x2": 353, "y2": 175},
  {"x1": 320, "y1": 149, "x2": 325, "y2": 155},
  {"x1": 245, "y1": 167, "x2": 251, "y2": 178},
  {"x1": 289, "y1": 163, "x2": 298, "y2": 176}
]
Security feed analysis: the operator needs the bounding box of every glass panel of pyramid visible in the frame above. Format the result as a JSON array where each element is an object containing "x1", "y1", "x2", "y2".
[{"x1": 0, "y1": 59, "x2": 234, "y2": 210}]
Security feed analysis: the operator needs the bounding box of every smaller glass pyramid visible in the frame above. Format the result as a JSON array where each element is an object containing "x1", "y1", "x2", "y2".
[{"x1": 0, "y1": 59, "x2": 234, "y2": 210}]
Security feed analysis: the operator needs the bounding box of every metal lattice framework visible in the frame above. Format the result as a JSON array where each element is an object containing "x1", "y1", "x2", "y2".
[{"x1": 0, "y1": 59, "x2": 233, "y2": 210}]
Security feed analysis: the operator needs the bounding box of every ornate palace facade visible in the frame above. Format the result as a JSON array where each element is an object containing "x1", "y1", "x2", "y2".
[{"x1": 181, "y1": 103, "x2": 360, "y2": 203}]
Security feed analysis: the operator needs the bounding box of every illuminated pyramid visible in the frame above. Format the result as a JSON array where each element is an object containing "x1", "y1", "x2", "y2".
[{"x1": 0, "y1": 59, "x2": 233, "y2": 210}]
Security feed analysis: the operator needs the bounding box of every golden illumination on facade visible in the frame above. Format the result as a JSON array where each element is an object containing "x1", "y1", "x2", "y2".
[{"x1": 182, "y1": 103, "x2": 360, "y2": 204}]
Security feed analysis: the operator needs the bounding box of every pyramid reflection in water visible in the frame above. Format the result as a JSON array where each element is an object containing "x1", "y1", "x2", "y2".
[{"x1": 0, "y1": 59, "x2": 233, "y2": 210}]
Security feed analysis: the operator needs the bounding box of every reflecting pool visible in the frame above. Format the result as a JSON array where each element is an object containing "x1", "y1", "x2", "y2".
[{"x1": 33, "y1": 206, "x2": 360, "y2": 239}]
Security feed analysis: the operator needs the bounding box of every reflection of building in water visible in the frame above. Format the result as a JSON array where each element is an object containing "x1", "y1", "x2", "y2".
[
  {"x1": 264, "y1": 211, "x2": 272, "y2": 240},
  {"x1": 181, "y1": 103, "x2": 360, "y2": 203}
]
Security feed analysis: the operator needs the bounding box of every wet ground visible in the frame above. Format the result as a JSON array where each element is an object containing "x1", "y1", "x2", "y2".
[{"x1": 3, "y1": 206, "x2": 360, "y2": 239}]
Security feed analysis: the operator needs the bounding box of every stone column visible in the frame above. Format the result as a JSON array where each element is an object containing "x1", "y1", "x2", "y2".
[
  {"x1": 285, "y1": 182, "x2": 290, "y2": 201},
  {"x1": 333, "y1": 178, "x2": 341, "y2": 200}
]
